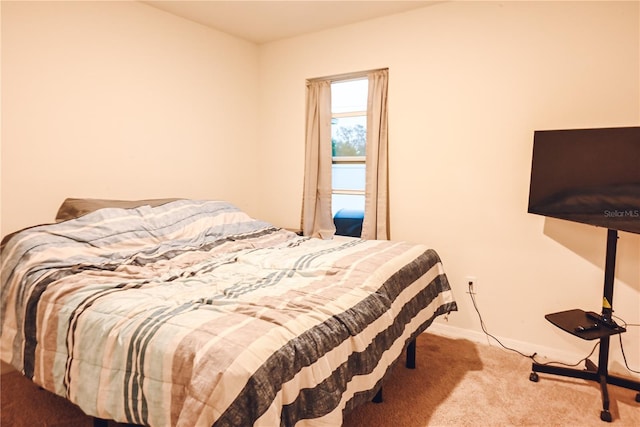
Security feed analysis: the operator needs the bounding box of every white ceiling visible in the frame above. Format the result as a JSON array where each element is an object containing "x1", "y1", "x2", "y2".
[{"x1": 143, "y1": 1, "x2": 438, "y2": 44}]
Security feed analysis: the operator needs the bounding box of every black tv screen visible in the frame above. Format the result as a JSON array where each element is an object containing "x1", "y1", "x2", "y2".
[{"x1": 528, "y1": 126, "x2": 640, "y2": 234}]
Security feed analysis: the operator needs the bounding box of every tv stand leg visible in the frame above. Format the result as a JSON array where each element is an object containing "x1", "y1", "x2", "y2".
[
  {"x1": 529, "y1": 230, "x2": 640, "y2": 423},
  {"x1": 599, "y1": 373, "x2": 612, "y2": 422}
]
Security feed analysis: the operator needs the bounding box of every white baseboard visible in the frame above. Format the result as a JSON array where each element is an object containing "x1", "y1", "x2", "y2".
[
  {"x1": 427, "y1": 321, "x2": 592, "y2": 366},
  {"x1": 426, "y1": 320, "x2": 640, "y2": 380}
]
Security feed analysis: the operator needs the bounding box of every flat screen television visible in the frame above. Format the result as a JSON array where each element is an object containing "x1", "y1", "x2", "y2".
[{"x1": 527, "y1": 126, "x2": 640, "y2": 234}]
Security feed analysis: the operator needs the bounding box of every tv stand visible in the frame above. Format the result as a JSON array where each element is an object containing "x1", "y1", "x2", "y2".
[{"x1": 529, "y1": 229, "x2": 640, "y2": 422}]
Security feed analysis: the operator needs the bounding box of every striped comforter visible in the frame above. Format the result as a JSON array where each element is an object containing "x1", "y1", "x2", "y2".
[{"x1": 1, "y1": 200, "x2": 457, "y2": 426}]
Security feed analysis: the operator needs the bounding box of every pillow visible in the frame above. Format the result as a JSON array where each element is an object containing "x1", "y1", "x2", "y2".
[{"x1": 55, "y1": 198, "x2": 182, "y2": 222}]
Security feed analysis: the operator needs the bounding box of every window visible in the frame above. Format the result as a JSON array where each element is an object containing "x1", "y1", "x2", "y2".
[
  {"x1": 302, "y1": 68, "x2": 387, "y2": 240},
  {"x1": 330, "y1": 78, "x2": 368, "y2": 217}
]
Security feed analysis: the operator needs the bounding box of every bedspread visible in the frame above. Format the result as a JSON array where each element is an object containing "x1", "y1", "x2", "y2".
[{"x1": 1, "y1": 200, "x2": 457, "y2": 426}]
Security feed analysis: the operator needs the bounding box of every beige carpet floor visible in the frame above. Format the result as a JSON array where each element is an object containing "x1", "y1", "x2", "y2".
[{"x1": 1, "y1": 333, "x2": 639, "y2": 426}]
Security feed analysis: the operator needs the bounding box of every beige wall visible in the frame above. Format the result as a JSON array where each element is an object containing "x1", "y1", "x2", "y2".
[
  {"x1": 1, "y1": 1, "x2": 639, "y2": 376},
  {"x1": 256, "y1": 1, "x2": 640, "y2": 373},
  {"x1": 1, "y1": 0, "x2": 260, "y2": 236}
]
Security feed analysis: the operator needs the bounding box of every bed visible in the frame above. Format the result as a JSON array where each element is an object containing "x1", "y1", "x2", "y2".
[{"x1": 1, "y1": 199, "x2": 457, "y2": 426}]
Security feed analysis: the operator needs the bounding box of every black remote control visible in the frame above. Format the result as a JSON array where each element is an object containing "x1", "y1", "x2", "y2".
[
  {"x1": 586, "y1": 311, "x2": 617, "y2": 328},
  {"x1": 575, "y1": 323, "x2": 599, "y2": 333}
]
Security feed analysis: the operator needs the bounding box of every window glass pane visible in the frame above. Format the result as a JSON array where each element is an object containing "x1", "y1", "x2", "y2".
[
  {"x1": 330, "y1": 77, "x2": 368, "y2": 223},
  {"x1": 332, "y1": 194, "x2": 365, "y2": 217},
  {"x1": 332, "y1": 116, "x2": 366, "y2": 156},
  {"x1": 331, "y1": 79, "x2": 368, "y2": 114},
  {"x1": 332, "y1": 163, "x2": 365, "y2": 192}
]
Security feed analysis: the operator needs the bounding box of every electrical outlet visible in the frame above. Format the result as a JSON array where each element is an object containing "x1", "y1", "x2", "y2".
[{"x1": 465, "y1": 276, "x2": 477, "y2": 291}]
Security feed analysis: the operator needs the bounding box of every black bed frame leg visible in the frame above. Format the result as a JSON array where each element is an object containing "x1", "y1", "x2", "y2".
[
  {"x1": 406, "y1": 338, "x2": 416, "y2": 369},
  {"x1": 372, "y1": 387, "x2": 383, "y2": 403},
  {"x1": 371, "y1": 338, "x2": 416, "y2": 405}
]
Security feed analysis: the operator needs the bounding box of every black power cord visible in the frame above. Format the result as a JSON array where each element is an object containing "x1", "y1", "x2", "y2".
[
  {"x1": 613, "y1": 315, "x2": 640, "y2": 374},
  {"x1": 467, "y1": 282, "x2": 538, "y2": 360},
  {"x1": 468, "y1": 282, "x2": 639, "y2": 372}
]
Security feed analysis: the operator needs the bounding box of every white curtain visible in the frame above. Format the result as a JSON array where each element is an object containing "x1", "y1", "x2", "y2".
[
  {"x1": 301, "y1": 80, "x2": 335, "y2": 239},
  {"x1": 361, "y1": 69, "x2": 389, "y2": 240}
]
